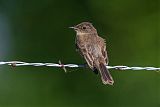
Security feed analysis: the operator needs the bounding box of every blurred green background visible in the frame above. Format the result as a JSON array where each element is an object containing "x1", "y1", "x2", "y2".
[{"x1": 0, "y1": 0, "x2": 159, "y2": 107}]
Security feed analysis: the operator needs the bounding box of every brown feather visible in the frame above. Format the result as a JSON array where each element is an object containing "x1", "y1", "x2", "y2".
[{"x1": 73, "y1": 22, "x2": 114, "y2": 85}]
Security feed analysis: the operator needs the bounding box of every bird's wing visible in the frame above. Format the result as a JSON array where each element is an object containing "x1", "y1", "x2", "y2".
[
  {"x1": 101, "y1": 44, "x2": 108, "y2": 63},
  {"x1": 99, "y1": 37, "x2": 109, "y2": 64}
]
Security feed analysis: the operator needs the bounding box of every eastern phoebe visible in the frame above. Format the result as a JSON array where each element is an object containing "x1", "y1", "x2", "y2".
[{"x1": 70, "y1": 22, "x2": 114, "y2": 85}]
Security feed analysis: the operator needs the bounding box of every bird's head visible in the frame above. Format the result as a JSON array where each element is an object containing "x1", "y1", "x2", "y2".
[{"x1": 70, "y1": 22, "x2": 97, "y2": 34}]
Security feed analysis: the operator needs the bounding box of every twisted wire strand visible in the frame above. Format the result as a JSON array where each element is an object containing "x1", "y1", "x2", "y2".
[{"x1": 0, "y1": 61, "x2": 159, "y2": 71}]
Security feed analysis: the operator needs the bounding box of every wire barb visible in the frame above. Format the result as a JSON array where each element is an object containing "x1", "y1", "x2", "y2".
[
  {"x1": 0, "y1": 61, "x2": 159, "y2": 71},
  {"x1": 58, "y1": 60, "x2": 67, "y2": 73}
]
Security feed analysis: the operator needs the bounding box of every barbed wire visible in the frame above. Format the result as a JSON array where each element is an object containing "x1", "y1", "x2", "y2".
[{"x1": 0, "y1": 61, "x2": 159, "y2": 71}]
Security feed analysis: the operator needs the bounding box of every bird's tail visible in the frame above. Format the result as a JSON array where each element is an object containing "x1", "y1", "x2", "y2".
[
  {"x1": 99, "y1": 63, "x2": 114, "y2": 85},
  {"x1": 95, "y1": 60, "x2": 114, "y2": 85}
]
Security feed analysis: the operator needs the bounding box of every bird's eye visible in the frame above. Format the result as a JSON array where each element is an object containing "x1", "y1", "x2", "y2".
[{"x1": 82, "y1": 26, "x2": 86, "y2": 29}]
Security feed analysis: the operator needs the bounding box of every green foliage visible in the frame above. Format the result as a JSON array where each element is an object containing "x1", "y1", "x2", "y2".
[{"x1": 0, "y1": 0, "x2": 159, "y2": 106}]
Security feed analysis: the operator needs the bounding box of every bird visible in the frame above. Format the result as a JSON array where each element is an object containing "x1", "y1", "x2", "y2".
[{"x1": 70, "y1": 22, "x2": 114, "y2": 85}]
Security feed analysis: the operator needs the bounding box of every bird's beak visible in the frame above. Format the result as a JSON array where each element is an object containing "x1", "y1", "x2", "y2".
[
  {"x1": 69, "y1": 27, "x2": 75, "y2": 29},
  {"x1": 69, "y1": 26, "x2": 78, "y2": 30}
]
